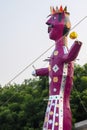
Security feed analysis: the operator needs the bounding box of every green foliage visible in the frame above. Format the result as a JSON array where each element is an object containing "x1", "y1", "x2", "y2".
[
  {"x1": 0, "y1": 64, "x2": 87, "y2": 129},
  {"x1": 0, "y1": 77, "x2": 48, "y2": 130},
  {"x1": 71, "y1": 63, "x2": 87, "y2": 125}
]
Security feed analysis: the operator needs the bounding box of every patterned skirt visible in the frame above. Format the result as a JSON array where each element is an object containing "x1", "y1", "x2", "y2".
[{"x1": 43, "y1": 95, "x2": 64, "y2": 130}]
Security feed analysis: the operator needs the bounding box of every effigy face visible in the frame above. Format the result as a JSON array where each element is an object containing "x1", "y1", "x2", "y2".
[
  {"x1": 46, "y1": 7, "x2": 71, "y2": 41},
  {"x1": 46, "y1": 13, "x2": 65, "y2": 40}
]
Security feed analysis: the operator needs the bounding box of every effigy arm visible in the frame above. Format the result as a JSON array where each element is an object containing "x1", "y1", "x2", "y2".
[
  {"x1": 35, "y1": 67, "x2": 49, "y2": 76},
  {"x1": 62, "y1": 41, "x2": 82, "y2": 63}
]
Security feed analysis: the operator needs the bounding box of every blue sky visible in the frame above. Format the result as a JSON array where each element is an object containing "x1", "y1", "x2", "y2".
[{"x1": 0, "y1": 0, "x2": 87, "y2": 86}]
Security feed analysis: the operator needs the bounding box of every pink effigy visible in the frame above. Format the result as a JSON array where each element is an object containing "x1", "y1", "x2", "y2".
[{"x1": 33, "y1": 6, "x2": 82, "y2": 130}]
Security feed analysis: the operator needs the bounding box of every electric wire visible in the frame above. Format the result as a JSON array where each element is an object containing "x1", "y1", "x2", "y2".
[
  {"x1": 1, "y1": 16, "x2": 87, "y2": 112},
  {"x1": 6, "y1": 16, "x2": 87, "y2": 85},
  {"x1": 6, "y1": 43, "x2": 54, "y2": 86}
]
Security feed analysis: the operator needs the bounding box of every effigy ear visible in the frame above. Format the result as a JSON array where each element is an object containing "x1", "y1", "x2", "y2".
[
  {"x1": 66, "y1": 22, "x2": 71, "y2": 29},
  {"x1": 64, "y1": 15, "x2": 71, "y2": 29}
]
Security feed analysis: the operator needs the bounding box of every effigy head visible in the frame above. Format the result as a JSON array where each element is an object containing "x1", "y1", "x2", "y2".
[{"x1": 46, "y1": 6, "x2": 71, "y2": 41}]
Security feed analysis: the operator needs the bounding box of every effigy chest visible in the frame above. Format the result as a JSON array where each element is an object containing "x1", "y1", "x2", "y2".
[{"x1": 49, "y1": 46, "x2": 67, "y2": 96}]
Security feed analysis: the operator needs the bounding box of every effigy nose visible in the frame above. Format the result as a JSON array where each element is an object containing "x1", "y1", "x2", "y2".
[{"x1": 46, "y1": 18, "x2": 52, "y2": 25}]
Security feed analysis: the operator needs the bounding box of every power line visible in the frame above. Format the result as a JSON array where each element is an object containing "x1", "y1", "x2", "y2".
[
  {"x1": 6, "y1": 16, "x2": 87, "y2": 85},
  {"x1": 1, "y1": 16, "x2": 87, "y2": 111},
  {"x1": 71, "y1": 16, "x2": 87, "y2": 30},
  {"x1": 6, "y1": 43, "x2": 54, "y2": 85}
]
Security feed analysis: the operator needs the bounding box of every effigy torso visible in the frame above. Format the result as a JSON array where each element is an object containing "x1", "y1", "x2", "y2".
[
  {"x1": 43, "y1": 44, "x2": 74, "y2": 130},
  {"x1": 49, "y1": 45, "x2": 74, "y2": 96},
  {"x1": 36, "y1": 41, "x2": 82, "y2": 130}
]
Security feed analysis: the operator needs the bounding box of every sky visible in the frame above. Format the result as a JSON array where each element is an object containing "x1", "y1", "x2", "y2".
[{"x1": 0, "y1": 0, "x2": 87, "y2": 86}]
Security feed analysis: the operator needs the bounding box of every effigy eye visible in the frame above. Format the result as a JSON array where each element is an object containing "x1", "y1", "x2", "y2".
[{"x1": 53, "y1": 16, "x2": 57, "y2": 20}]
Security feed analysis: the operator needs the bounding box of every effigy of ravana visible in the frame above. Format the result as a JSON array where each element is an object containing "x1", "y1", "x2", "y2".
[{"x1": 32, "y1": 6, "x2": 82, "y2": 130}]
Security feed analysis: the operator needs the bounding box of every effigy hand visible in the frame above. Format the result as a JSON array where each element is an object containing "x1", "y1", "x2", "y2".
[{"x1": 32, "y1": 70, "x2": 36, "y2": 76}]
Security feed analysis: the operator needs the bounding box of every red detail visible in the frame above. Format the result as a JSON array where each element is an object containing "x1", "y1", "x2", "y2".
[{"x1": 59, "y1": 6, "x2": 63, "y2": 12}]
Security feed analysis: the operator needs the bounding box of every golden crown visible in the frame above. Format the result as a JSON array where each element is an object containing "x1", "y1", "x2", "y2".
[{"x1": 50, "y1": 6, "x2": 70, "y2": 15}]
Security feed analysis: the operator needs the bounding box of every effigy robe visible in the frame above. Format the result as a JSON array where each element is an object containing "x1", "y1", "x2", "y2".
[{"x1": 36, "y1": 41, "x2": 82, "y2": 130}]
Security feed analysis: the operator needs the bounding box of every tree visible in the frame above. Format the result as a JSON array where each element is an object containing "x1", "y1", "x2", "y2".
[
  {"x1": 71, "y1": 63, "x2": 87, "y2": 125},
  {"x1": 0, "y1": 63, "x2": 86, "y2": 129}
]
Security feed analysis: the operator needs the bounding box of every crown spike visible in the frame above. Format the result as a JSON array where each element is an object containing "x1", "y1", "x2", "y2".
[
  {"x1": 64, "y1": 6, "x2": 67, "y2": 12},
  {"x1": 50, "y1": 6, "x2": 56, "y2": 14},
  {"x1": 52, "y1": 7, "x2": 56, "y2": 14},
  {"x1": 50, "y1": 6, "x2": 53, "y2": 14},
  {"x1": 56, "y1": 6, "x2": 58, "y2": 12},
  {"x1": 59, "y1": 5, "x2": 63, "y2": 12}
]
